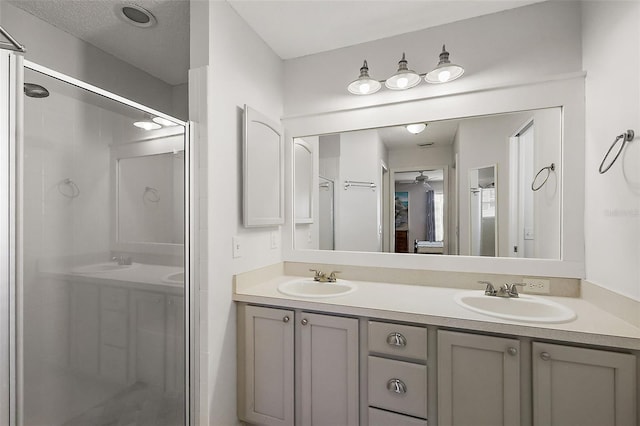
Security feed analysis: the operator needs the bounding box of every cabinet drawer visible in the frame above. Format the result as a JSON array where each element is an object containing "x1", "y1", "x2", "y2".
[
  {"x1": 369, "y1": 407, "x2": 427, "y2": 426},
  {"x1": 101, "y1": 286, "x2": 128, "y2": 312},
  {"x1": 368, "y1": 356, "x2": 427, "y2": 419},
  {"x1": 369, "y1": 321, "x2": 427, "y2": 361}
]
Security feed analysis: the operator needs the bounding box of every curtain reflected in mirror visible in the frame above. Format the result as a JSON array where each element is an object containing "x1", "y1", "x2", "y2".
[{"x1": 469, "y1": 165, "x2": 496, "y2": 256}]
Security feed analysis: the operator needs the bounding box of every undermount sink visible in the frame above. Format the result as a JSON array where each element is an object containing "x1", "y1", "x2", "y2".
[
  {"x1": 72, "y1": 262, "x2": 138, "y2": 274},
  {"x1": 454, "y1": 290, "x2": 576, "y2": 323},
  {"x1": 162, "y1": 271, "x2": 185, "y2": 285},
  {"x1": 278, "y1": 278, "x2": 357, "y2": 298}
]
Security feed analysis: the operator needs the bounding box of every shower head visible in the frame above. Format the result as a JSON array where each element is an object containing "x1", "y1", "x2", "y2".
[{"x1": 24, "y1": 83, "x2": 49, "y2": 98}]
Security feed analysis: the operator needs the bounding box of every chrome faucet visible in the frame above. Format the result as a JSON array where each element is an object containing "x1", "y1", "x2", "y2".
[
  {"x1": 112, "y1": 255, "x2": 132, "y2": 266},
  {"x1": 479, "y1": 281, "x2": 525, "y2": 298},
  {"x1": 309, "y1": 269, "x2": 341, "y2": 283}
]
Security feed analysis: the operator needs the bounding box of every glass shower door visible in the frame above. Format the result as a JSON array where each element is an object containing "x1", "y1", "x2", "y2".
[{"x1": 20, "y1": 65, "x2": 188, "y2": 426}]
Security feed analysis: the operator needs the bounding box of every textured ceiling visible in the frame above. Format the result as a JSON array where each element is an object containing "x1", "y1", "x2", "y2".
[
  {"x1": 9, "y1": 0, "x2": 189, "y2": 85},
  {"x1": 227, "y1": 0, "x2": 545, "y2": 59}
]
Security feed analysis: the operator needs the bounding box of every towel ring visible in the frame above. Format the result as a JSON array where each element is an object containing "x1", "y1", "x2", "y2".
[
  {"x1": 143, "y1": 186, "x2": 160, "y2": 203},
  {"x1": 599, "y1": 130, "x2": 634, "y2": 174},
  {"x1": 531, "y1": 163, "x2": 555, "y2": 191},
  {"x1": 57, "y1": 178, "x2": 80, "y2": 199}
]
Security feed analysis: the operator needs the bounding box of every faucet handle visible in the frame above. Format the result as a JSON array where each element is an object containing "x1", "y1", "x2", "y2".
[
  {"x1": 309, "y1": 269, "x2": 324, "y2": 281},
  {"x1": 478, "y1": 281, "x2": 496, "y2": 296},
  {"x1": 508, "y1": 283, "x2": 526, "y2": 298},
  {"x1": 328, "y1": 271, "x2": 341, "y2": 282}
]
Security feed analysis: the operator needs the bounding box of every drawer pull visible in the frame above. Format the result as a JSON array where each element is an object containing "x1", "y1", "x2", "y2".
[
  {"x1": 540, "y1": 352, "x2": 551, "y2": 361},
  {"x1": 507, "y1": 347, "x2": 518, "y2": 356},
  {"x1": 386, "y1": 332, "x2": 407, "y2": 347},
  {"x1": 386, "y1": 378, "x2": 407, "y2": 394},
  {"x1": 282, "y1": 316, "x2": 290, "y2": 323},
  {"x1": 301, "y1": 318, "x2": 308, "y2": 326}
]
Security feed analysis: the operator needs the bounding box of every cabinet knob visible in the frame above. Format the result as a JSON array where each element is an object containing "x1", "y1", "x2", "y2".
[
  {"x1": 301, "y1": 318, "x2": 308, "y2": 326},
  {"x1": 282, "y1": 316, "x2": 290, "y2": 323},
  {"x1": 540, "y1": 352, "x2": 551, "y2": 361},
  {"x1": 507, "y1": 347, "x2": 518, "y2": 356},
  {"x1": 386, "y1": 378, "x2": 407, "y2": 394},
  {"x1": 386, "y1": 332, "x2": 407, "y2": 347}
]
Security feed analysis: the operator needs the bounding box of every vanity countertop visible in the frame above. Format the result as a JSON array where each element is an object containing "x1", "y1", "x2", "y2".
[
  {"x1": 234, "y1": 275, "x2": 640, "y2": 350},
  {"x1": 41, "y1": 263, "x2": 184, "y2": 295}
]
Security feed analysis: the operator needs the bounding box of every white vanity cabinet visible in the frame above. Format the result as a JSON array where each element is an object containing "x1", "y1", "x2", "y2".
[
  {"x1": 237, "y1": 305, "x2": 359, "y2": 426},
  {"x1": 532, "y1": 342, "x2": 637, "y2": 426},
  {"x1": 438, "y1": 330, "x2": 521, "y2": 426}
]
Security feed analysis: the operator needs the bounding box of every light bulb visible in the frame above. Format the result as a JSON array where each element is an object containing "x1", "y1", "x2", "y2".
[
  {"x1": 133, "y1": 121, "x2": 161, "y2": 131},
  {"x1": 397, "y1": 77, "x2": 408, "y2": 88},
  {"x1": 438, "y1": 70, "x2": 451, "y2": 82},
  {"x1": 359, "y1": 83, "x2": 370, "y2": 94}
]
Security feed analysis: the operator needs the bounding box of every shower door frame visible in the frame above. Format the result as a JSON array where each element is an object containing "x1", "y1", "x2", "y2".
[{"x1": 5, "y1": 58, "x2": 196, "y2": 426}]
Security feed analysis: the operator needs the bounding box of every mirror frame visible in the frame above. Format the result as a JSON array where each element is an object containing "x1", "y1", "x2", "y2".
[
  {"x1": 283, "y1": 74, "x2": 585, "y2": 278},
  {"x1": 111, "y1": 133, "x2": 185, "y2": 256}
]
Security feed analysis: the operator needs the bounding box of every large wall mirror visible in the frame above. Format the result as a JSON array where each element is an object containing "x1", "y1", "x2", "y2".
[
  {"x1": 292, "y1": 107, "x2": 562, "y2": 260},
  {"x1": 111, "y1": 131, "x2": 185, "y2": 254}
]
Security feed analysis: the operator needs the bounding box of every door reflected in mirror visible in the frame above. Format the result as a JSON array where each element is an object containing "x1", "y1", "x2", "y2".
[
  {"x1": 293, "y1": 107, "x2": 561, "y2": 259},
  {"x1": 469, "y1": 165, "x2": 496, "y2": 256}
]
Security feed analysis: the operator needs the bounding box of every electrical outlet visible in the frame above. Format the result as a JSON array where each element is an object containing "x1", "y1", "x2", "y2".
[
  {"x1": 232, "y1": 236, "x2": 243, "y2": 258},
  {"x1": 523, "y1": 277, "x2": 550, "y2": 294},
  {"x1": 307, "y1": 230, "x2": 312, "y2": 244},
  {"x1": 270, "y1": 231, "x2": 279, "y2": 249}
]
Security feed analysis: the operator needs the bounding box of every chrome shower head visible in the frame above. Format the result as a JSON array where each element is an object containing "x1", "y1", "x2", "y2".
[{"x1": 24, "y1": 83, "x2": 49, "y2": 98}]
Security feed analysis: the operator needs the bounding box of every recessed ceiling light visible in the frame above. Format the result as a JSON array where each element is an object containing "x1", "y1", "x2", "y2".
[
  {"x1": 153, "y1": 117, "x2": 178, "y2": 127},
  {"x1": 116, "y1": 3, "x2": 157, "y2": 28},
  {"x1": 134, "y1": 121, "x2": 162, "y2": 131}
]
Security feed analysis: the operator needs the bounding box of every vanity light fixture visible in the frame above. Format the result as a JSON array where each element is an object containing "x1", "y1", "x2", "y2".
[
  {"x1": 385, "y1": 53, "x2": 421, "y2": 90},
  {"x1": 133, "y1": 121, "x2": 161, "y2": 131},
  {"x1": 347, "y1": 60, "x2": 381, "y2": 95},
  {"x1": 406, "y1": 123, "x2": 427, "y2": 134},
  {"x1": 347, "y1": 44, "x2": 464, "y2": 95},
  {"x1": 425, "y1": 45, "x2": 465, "y2": 84}
]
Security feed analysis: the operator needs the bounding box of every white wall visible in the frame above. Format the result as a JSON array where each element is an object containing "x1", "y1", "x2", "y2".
[
  {"x1": 336, "y1": 129, "x2": 384, "y2": 252},
  {"x1": 195, "y1": 2, "x2": 284, "y2": 425},
  {"x1": 582, "y1": 1, "x2": 640, "y2": 301},
  {"x1": 0, "y1": 2, "x2": 182, "y2": 117},
  {"x1": 283, "y1": 1, "x2": 582, "y2": 117}
]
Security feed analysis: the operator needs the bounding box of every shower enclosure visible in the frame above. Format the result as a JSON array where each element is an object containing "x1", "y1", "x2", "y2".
[{"x1": 1, "y1": 45, "x2": 193, "y2": 426}]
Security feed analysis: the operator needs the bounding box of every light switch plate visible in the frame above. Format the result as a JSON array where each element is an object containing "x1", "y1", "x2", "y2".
[
  {"x1": 270, "y1": 231, "x2": 279, "y2": 249},
  {"x1": 232, "y1": 236, "x2": 242, "y2": 258}
]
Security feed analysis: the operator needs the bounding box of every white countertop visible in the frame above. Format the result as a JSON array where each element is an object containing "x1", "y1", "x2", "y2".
[
  {"x1": 41, "y1": 263, "x2": 185, "y2": 295},
  {"x1": 234, "y1": 275, "x2": 640, "y2": 350}
]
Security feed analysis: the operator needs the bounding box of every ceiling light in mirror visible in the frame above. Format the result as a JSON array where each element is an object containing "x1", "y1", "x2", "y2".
[
  {"x1": 347, "y1": 60, "x2": 381, "y2": 95},
  {"x1": 133, "y1": 121, "x2": 162, "y2": 131},
  {"x1": 117, "y1": 3, "x2": 157, "y2": 28},
  {"x1": 385, "y1": 53, "x2": 421, "y2": 90},
  {"x1": 425, "y1": 45, "x2": 464, "y2": 83},
  {"x1": 406, "y1": 123, "x2": 427, "y2": 134}
]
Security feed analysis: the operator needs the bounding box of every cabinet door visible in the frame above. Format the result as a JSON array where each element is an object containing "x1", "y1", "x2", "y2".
[
  {"x1": 69, "y1": 283, "x2": 100, "y2": 375},
  {"x1": 131, "y1": 290, "x2": 166, "y2": 389},
  {"x1": 533, "y1": 342, "x2": 637, "y2": 426},
  {"x1": 299, "y1": 312, "x2": 359, "y2": 426},
  {"x1": 238, "y1": 305, "x2": 294, "y2": 426},
  {"x1": 438, "y1": 330, "x2": 520, "y2": 426},
  {"x1": 165, "y1": 295, "x2": 185, "y2": 394}
]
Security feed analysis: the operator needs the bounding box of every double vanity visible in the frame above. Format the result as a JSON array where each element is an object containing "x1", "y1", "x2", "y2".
[{"x1": 234, "y1": 264, "x2": 640, "y2": 426}]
